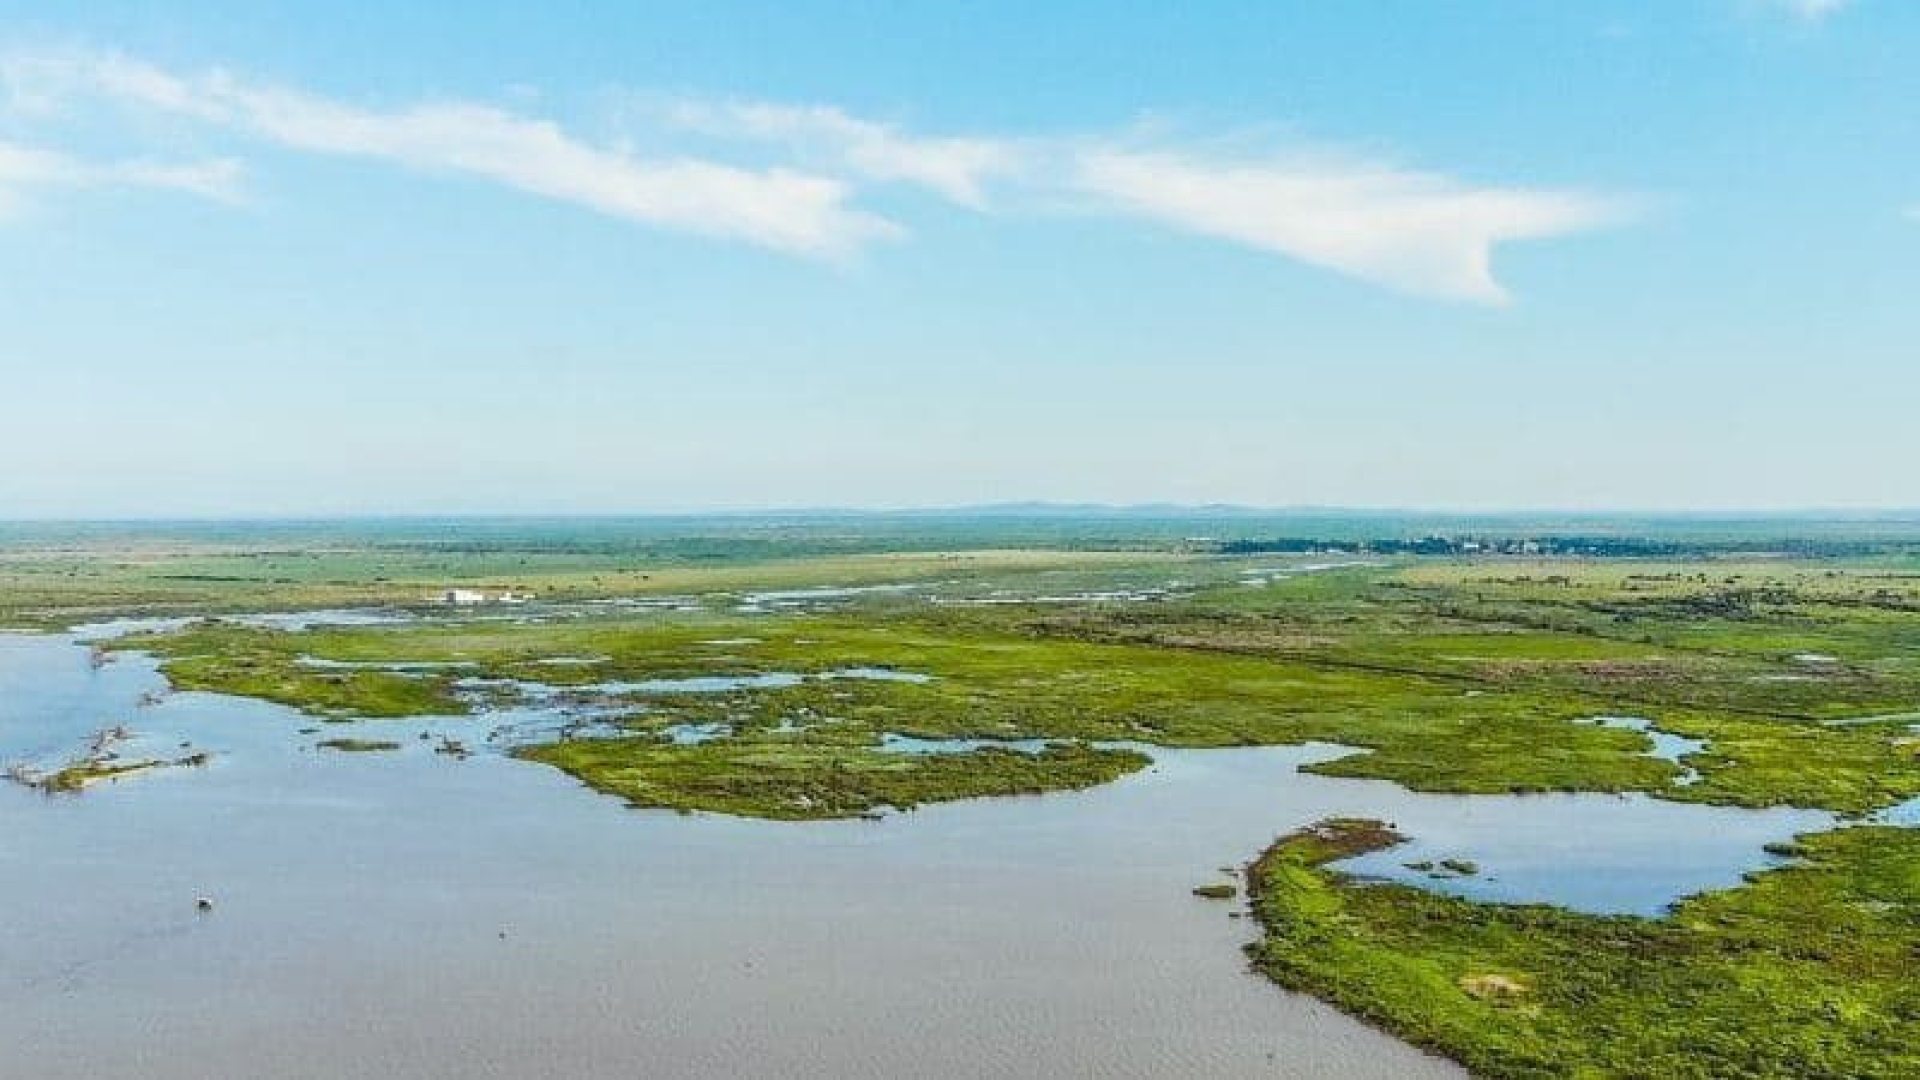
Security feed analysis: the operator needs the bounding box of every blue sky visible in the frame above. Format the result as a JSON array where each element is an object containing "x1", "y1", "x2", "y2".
[{"x1": 0, "y1": 1, "x2": 1914, "y2": 516}]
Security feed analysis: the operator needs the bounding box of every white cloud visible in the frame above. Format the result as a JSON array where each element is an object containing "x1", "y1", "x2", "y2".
[
  {"x1": 7, "y1": 51, "x2": 896, "y2": 256},
  {"x1": 3, "y1": 48, "x2": 1635, "y2": 301},
  {"x1": 662, "y1": 100, "x2": 1019, "y2": 208},
  {"x1": 1072, "y1": 147, "x2": 1625, "y2": 303},
  {"x1": 0, "y1": 138, "x2": 240, "y2": 218},
  {"x1": 666, "y1": 101, "x2": 1620, "y2": 301}
]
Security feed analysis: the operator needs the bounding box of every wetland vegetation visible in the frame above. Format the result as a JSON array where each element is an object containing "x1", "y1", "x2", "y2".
[
  {"x1": 100, "y1": 539, "x2": 1920, "y2": 818},
  {"x1": 1248, "y1": 818, "x2": 1920, "y2": 1079},
  {"x1": 9, "y1": 512, "x2": 1920, "y2": 1077},
  {"x1": 5, "y1": 722, "x2": 212, "y2": 793},
  {"x1": 517, "y1": 738, "x2": 1147, "y2": 819},
  {"x1": 315, "y1": 737, "x2": 403, "y2": 753}
]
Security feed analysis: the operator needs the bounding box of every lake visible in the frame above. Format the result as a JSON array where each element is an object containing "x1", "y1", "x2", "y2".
[{"x1": 0, "y1": 626, "x2": 1831, "y2": 1078}]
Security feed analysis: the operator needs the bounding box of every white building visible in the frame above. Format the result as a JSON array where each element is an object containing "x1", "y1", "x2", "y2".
[{"x1": 443, "y1": 588, "x2": 487, "y2": 606}]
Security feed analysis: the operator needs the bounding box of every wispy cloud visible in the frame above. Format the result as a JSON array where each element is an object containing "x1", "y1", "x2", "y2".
[
  {"x1": 2, "y1": 47, "x2": 1634, "y2": 302},
  {"x1": 659, "y1": 100, "x2": 1625, "y2": 301},
  {"x1": 0, "y1": 138, "x2": 240, "y2": 218},
  {"x1": 661, "y1": 100, "x2": 1019, "y2": 209},
  {"x1": 6, "y1": 51, "x2": 896, "y2": 256},
  {"x1": 1071, "y1": 146, "x2": 1624, "y2": 303}
]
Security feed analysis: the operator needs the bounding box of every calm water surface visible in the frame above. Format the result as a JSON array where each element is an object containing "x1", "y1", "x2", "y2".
[{"x1": 0, "y1": 627, "x2": 1831, "y2": 1078}]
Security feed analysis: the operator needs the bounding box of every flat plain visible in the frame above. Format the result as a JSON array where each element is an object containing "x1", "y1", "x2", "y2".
[{"x1": 7, "y1": 513, "x2": 1920, "y2": 1078}]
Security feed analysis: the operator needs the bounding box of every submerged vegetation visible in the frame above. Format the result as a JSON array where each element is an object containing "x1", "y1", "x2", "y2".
[
  {"x1": 1248, "y1": 818, "x2": 1920, "y2": 1079},
  {"x1": 315, "y1": 737, "x2": 402, "y2": 753},
  {"x1": 7, "y1": 724, "x2": 213, "y2": 793},
  {"x1": 29, "y1": 757, "x2": 165, "y2": 792}
]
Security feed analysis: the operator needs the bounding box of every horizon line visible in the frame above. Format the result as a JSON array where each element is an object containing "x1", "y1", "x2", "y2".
[{"x1": 6, "y1": 503, "x2": 1920, "y2": 526}]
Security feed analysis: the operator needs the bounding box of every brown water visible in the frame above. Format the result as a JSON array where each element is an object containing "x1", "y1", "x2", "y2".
[{"x1": 0, "y1": 628, "x2": 1828, "y2": 1078}]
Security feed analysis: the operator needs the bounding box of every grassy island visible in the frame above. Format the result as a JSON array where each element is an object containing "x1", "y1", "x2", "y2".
[
  {"x1": 1248, "y1": 818, "x2": 1920, "y2": 1079},
  {"x1": 518, "y1": 738, "x2": 1146, "y2": 819}
]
